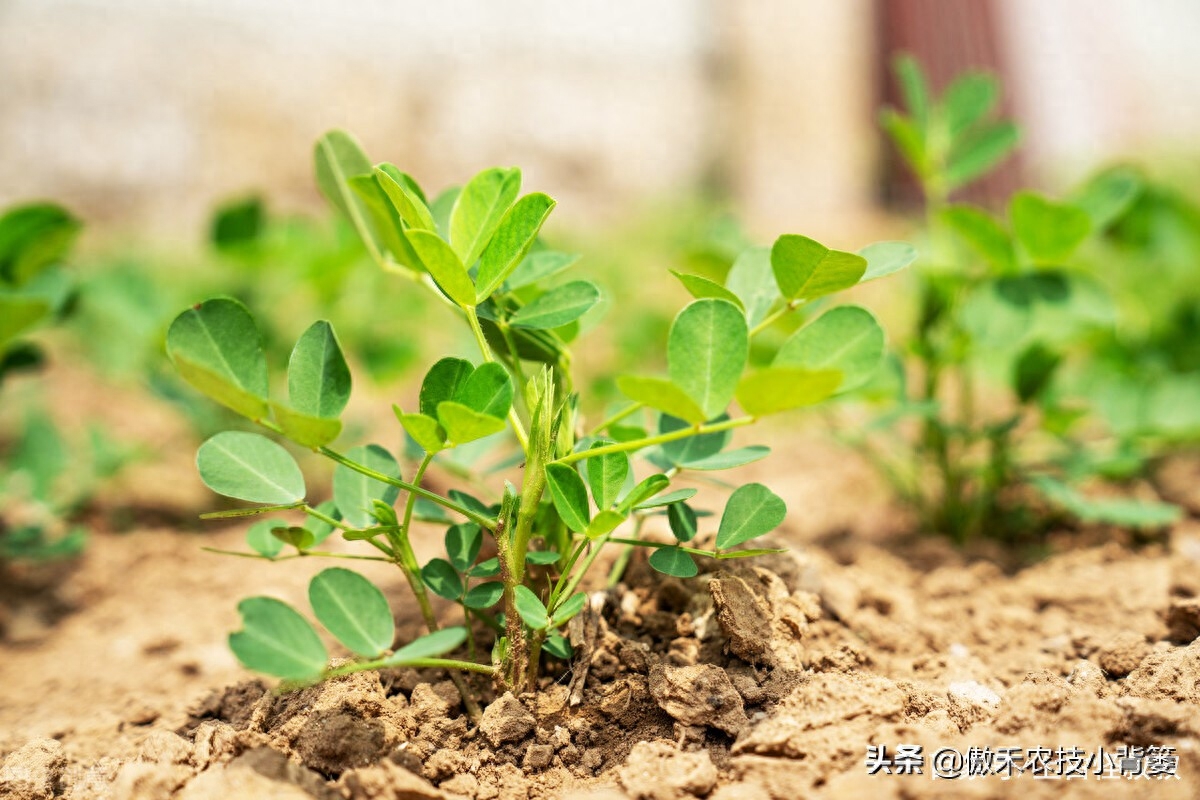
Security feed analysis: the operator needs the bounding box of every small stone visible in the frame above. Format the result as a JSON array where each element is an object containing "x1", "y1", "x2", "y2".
[
  {"x1": 410, "y1": 683, "x2": 452, "y2": 722},
  {"x1": 478, "y1": 692, "x2": 535, "y2": 747},
  {"x1": 1166, "y1": 598, "x2": 1200, "y2": 644},
  {"x1": 648, "y1": 664, "x2": 748, "y2": 735},
  {"x1": 338, "y1": 760, "x2": 445, "y2": 800},
  {"x1": 0, "y1": 739, "x2": 65, "y2": 800},
  {"x1": 523, "y1": 744, "x2": 554, "y2": 771},
  {"x1": 1096, "y1": 632, "x2": 1152, "y2": 678},
  {"x1": 600, "y1": 681, "x2": 632, "y2": 718},
  {"x1": 138, "y1": 730, "x2": 193, "y2": 765},
  {"x1": 618, "y1": 740, "x2": 717, "y2": 800}
]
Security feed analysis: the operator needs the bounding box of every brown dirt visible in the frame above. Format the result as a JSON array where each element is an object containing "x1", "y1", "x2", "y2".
[{"x1": 3, "y1": 430, "x2": 1200, "y2": 798}]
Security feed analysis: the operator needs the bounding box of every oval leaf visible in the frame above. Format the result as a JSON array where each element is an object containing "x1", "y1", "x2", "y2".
[
  {"x1": 551, "y1": 593, "x2": 587, "y2": 627},
  {"x1": 437, "y1": 401, "x2": 507, "y2": 445},
  {"x1": 510, "y1": 281, "x2": 601, "y2": 330},
  {"x1": 395, "y1": 407, "x2": 446, "y2": 453},
  {"x1": 288, "y1": 321, "x2": 351, "y2": 419},
  {"x1": 616, "y1": 473, "x2": 672, "y2": 513},
  {"x1": 506, "y1": 250, "x2": 580, "y2": 291},
  {"x1": 1010, "y1": 192, "x2": 1092, "y2": 266},
  {"x1": 775, "y1": 306, "x2": 884, "y2": 392},
  {"x1": 309, "y1": 567, "x2": 395, "y2": 658},
  {"x1": 669, "y1": 271, "x2": 744, "y2": 309},
  {"x1": 736, "y1": 368, "x2": 842, "y2": 416},
  {"x1": 724, "y1": 246, "x2": 779, "y2": 327},
  {"x1": 246, "y1": 519, "x2": 285, "y2": 558},
  {"x1": 463, "y1": 581, "x2": 504, "y2": 610},
  {"x1": 668, "y1": 299, "x2": 748, "y2": 420},
  {"x1": 419, "y1": 357, "x2": 474, "y2": 418},
  {"x1": 475, "y1": 192, "x2": 557, "y2": 301},
  {"x1": 586, "y1": 441, "x2": 630, "y2": 510},
  {"x1": 771, "y1": 235, "x2": 867, "y2": 301},
  {"x1": 648, "y1": 547, "x2": 698, "y2": 578},
  {"x1": 681, "y1": 445, "x2": 770, "y2": 471},
  {"x1": 421, "y1": 558, "x2": 464, "y2": 601},
  {"x1": 374, "y1": 164, "x2": 436, "y2": 231},
  {"x1": 660, "y1": 413, "x2": 732, "y2": 465},
  {"x1": 716, "y1": 483, "x2": 786, "y2": 549},
  {"x1": 272, "y1": 403, "x2": 343, "y2": 449},
  {"x1": 197, "y1": 432, "x2": 305, "y2": 505},
  {"x1": 408, "y1": 230, "x2": 476, "y2": 307},
  {"x1": 585, "y1": 509, "x2": 625, "y2": 540},
  {"x1": 857, "y1": 241, "x2": 917, "y2": 282},
  {"x1": 445, "y1": 523, "x2": 483, "y2": 573},
  {"x1": 450, "y1": 167, "x2": 522, "y2": 267},
  {"x1": 545, "y1": 463, "x2": 591, "y2": 532},
  {"x1": 387, "y1": 626, "x2": 469, "y2": 665},
  {"x1": 167, "y1": 298, "x2": 268, "y2": 420},
  {"x1": 616, "y1": 376, "x2": 706, "y2": 424},
  {"x1": 513, "y1": 585, "x2": 550, "y2": 630},
  {"x1": 668, "y1": 502, "x2": 699, "y2": 543},
  {"x1": 454, "y1": 361, "x2": 513, "y2": 418},
  {"x1": 332, "y1": 444, "x2": 401, "y2": 528},
  {"x1": 229, "y1": 597, "x2": 327, "y2": 681}
]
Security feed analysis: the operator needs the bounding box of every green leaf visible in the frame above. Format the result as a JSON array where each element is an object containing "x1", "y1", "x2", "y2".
[
  {"x1": 407, "y1": 230, "x2": 476, "y2": 307},
  {"x1": 724, "y1": 246, "x2": 779, "y2": 327},
  {"x1": 681, "y1": 446, "x2": 769, "y2": 471},
  {"x1": 632, "y1": 487, "x2": 697, "y2": 510},
  {"x1": 669, "y1": 271, "x2": 744, "y2": 309},
  {"x1": 421, "y1": 558, "x2": 464, "y2": 601},
  {"x1": 475, "y1": 192, "x2": 556, "y2": 301},
  {"x1": 945, "y1": 121, "x2": 1019, "y2": 190},
  {"x1": 543, "y1": 633, "x2": 573, "y2": 660},
  {"x1": 586, "y1": 441, "x2": 630, "y2": 510},
  {"x1": 506, "y1": 251, "x2": 580, "y2": 291},
  {"x1": 668, "y1": 299, "x2": 748, "y2": 420},
  {"x1": 716, "y1": 483, "x2": 786, "y2": 549},
  {"x1": 288, "y1": 321, "x2": 351, "y2": 419},
  {"x1": 167, "y1": 298, "x2": 269, "y2": 420},
  {"x1": 348, "y1": 173, "x2": 418, "y2": 270},
  {"x1": 944, "y1": 72, "x2": 998, "y2": 137},
  {"x1": 617, "y1": 474, "x2": 672, "y2": 513},
  {"x1": 1013, "y1": 343, "x2": 1061, "y2": 403},
  {"x1": 306, "y1": 500, "x2": 339, "y2": 546},
  {"x1": 771, "y1": 235, "x2": 867, "y2": 301},
  {"x1": 315, "y1": 131, "x2": 392, "y2": 263},
  {"x1": 510, "y1": 281, "x2": 600, "y2": 329},
  {"x1": 545, "y1": 463, "x2": 591, "y2": 532},
  {"x1": 437, "y1": 401, "x2": 507, "y2": 444},
  {"x1": 228, "y1": 597, "x2": 327, "y2": 680},
  {"x1": 648, "y1": 548, "x2": 698, "y2": 578},
  {"x1": 940, "y1": 204, "x2": 1016, "y2": 273},
  {"x1": 246, "y1": 519, "x2": 285, "y2": 559},
  {"x1": 1070, "y1": 165, "x2": 1142, "y2": 230},
  {"x1": 616, "y1": 376, "x2": 706, "y2": 424},
  {"x1": 668, "y1": 502, "x2": 698, "y2": 543},
  {"x1": 513, "y1": 585, "x2": 550, "y2": 630},
  {"x1": 394, "y1": 407, "x2": 445, "y2": 453},
  {"x1": 454, "y1": 361, "x2": 513, "y2": 418},
  {"x1": 551, "y1": 593, "x2": 587, "y2": 627},
  {"x1": 197, "y1": 432, "x2": 305, "y2": 505},
  {"x1": 463, "y1": 582, "x2": 504, "y2": 610},
  {"x1": 893, "y1": 54, "x2": 930, "y2": 131},
  {"x1": 585, "y1": 509, "x2": 625, "y2": 540},
  {"x1": 309, "y1": 568, "x2": 395, "y2": 658},
  {"x1": 271, "y1": 525, "x2": 315, "y2": 551},
  {"x1": 374, "y1": 164, "x2": 436, "y2": 231},
  {"x1": 659, "y1": 413, "x2": 731, "y2": 466},
  {"x1": 450, "y1": 167, "x2": 521, "y2": 267},
  {"x1": 468, "y1": 557, "x2": 501, "y2": 578},
  {"x1": 1031, "y1": 476, "x2": 1180, "y2": 528},
  {"x1": 775, "y1": 305, "x2": 884, "y2": 392},
  {"x1": 857, "y1": 241, "x2": 917, "y2": 282},
  {"x1": 272, "y1": 403, "x2": 343, "y2": 449},
  {"x1": 445, "y1": 524, "x2": 482, "y2": 573},
  {"x1": 0, "y1": 294, "x2": 51, "y2": 348},
  {"x1": 0, "y1": 203, "x2": 81, "y2": 287},
  {"x1": 526, "y1": 550, "x2": 561, "y2": 566},
  {"x1": 880, "y1": 109, "x2": 928, "y2": 178},
  {"x1": 736, "y1": 368, "x2": 842, "y2": 416},
  {"x1": 1010, "y1": 192, "x2": 1091, "y2": 265},
  {"x1": 332, "y1": 444, "x2": 401, "y2": 528},
  {"x1": 420, "y1": 357, "x2": 474, "y2": 418},
  {"x1": 386, "y1": 627, "x2": 469, "y2": 665}
]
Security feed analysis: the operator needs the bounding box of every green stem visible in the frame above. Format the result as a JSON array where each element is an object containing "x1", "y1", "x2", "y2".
[
  {"x1": 605, "y1": 516, "x2": 646, "y2": 589},
  {"x1": 525, "y1": 628, "x2": 546, "y2": 692},
  {"x1": 200, "y1": 547, "x2": 394, "y2": 562},
  {"x1": 465, "y1": 306, "x2": 529, "y2": 452},
  {"x1": 323, "y1": 656, "x2": 497, "y2": 680},
  {"x1": 550, "y1": 416, "x2": 755, "y2": 466},
  {"x1": 498, "y1": 321, "x2": 530, "y2": 404},
  {"x1": 748, "y1": 299, "x2": 801, "y2": 337},
  {"x1": 317, "y1": 446, "x2": 497, "y2": 530},
  {"x1": 395, "y1": 454, "x2": 435, "y2": 573}
]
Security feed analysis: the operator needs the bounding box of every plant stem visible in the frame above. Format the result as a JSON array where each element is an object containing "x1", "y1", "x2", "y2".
[
  {"x1": 465, "y1": 306, "x2": 529, "y2": 452},
  {"x1": 317, "y1": 446, "x2": 497, "y2": 530},
  {"x1": 498, "y1": 320, "x2": 529, "y2": 403},
  {"x1": 605, "y1": 516, "x2": 645, "y2": 588},
  {"x1": 589, "y1": 403, "x2": 643, "y2": 437},
  {"x1": 550, "y1": 416, "x2": 754, "y2": 466},
  {"x1": 525, "y1": 628, "x2": 546, "y2": 692},
  {"x1": 748, "y1": 299, "x2": 801, "y2": 337},
  {"x1": 200, "y1": 547, "x2": 394, "y2": 562},
  {"x1": 323, "y1": 656, "x2": 497, "y2": 681}
]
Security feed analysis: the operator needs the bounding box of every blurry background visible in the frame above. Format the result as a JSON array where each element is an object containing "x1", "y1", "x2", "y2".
[{"x1": 4, "y1": 0, "x2": 1200, "y2": 239}]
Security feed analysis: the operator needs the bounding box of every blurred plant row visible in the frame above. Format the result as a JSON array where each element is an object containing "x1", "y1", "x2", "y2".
[{"x1": 2, "y1": 55, "x2": 1200, "y2": 570}]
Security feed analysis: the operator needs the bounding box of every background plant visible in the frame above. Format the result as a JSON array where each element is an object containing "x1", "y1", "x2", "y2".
[
  {"x1": 168, "y1": 129, "x2": 910, "y2": 711},
  {"x1": 860, "y1": 55, "x2": 1179, "y2": 544}
]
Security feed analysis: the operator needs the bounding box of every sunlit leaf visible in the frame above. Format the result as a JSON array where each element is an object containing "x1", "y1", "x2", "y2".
[
  {"x1": 716, "y1": 483, "x2": 786, "y2": 549},
  {"x1": 648, "y1": 547, "x2": 698, "y2": 578},
  {"x1": 332, "y1": 444, "x2": 400, "y2": 528},
  {"x1": 309, "y1": 567, "x2": 395, "y2": 658},
  {"x1": 197, "y1": 432, "x2": 305, "y2": 505},
  {"x1": 167, "y1": 298, "x2": 269, "y2": 420},
  {"x1": 775, "y1": 305, "x2": 884, "y2": 392},
  {"x1": 228, "y1": 597, "x2": 327, "y2": 680}
]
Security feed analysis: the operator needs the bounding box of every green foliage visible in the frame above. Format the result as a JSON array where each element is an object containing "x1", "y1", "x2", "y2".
[
  {"x1": 173, "y1": 129, "x2": 907, "y2": 706},
  {"x1": 866, "y1": 55, "x2": 1182, "y2": 544}
]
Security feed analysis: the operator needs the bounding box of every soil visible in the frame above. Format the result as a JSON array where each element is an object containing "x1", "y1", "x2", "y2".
[{"x1": 2, "y1": 394, "x2": 1200, "y2": 798}]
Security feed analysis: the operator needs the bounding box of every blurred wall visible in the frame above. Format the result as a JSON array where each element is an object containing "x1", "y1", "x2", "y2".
[{"x1": 2, "y1": 0, "x2": 1200, "y2": 240}]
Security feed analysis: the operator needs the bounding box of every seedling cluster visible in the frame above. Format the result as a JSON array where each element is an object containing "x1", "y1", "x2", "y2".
[{"x1": 168, "y1": 130, "x2": 910, "y2": 707}]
